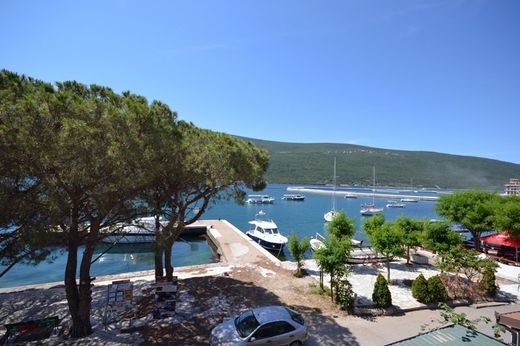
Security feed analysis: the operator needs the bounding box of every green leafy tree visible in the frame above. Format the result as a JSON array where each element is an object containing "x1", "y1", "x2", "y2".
[
  {"x1": 493, "y1": 195, "x2": 520, "y2": 237},
  {"x1": 421, "y1": 221, "x2": 463, "y2": 253},
  {"x1": 437, "y1": 303, "x2": 491, "y2": 330},
  {"x1": 0, "y1": 73, "x2": 150, "y2": 337},
  {"x1": 394, "y1": 216, "x2": 423, "y2": 264},
  {"x1": 439, "y1": 247, "x2": 498, "y2": 282},
  {"x1": 288, "y1": 234, "x2": 310, "y2": 277},
  {"x1": 146, "y1": 123, "x2": 269, "y2": 280},
  {"x1": 412, "y1": 274, "x2": 429, "y2": 303},
  {"x1": 372, "y1": 274, "x2": 392, "y2": 308},
  {"x1": 436, "y1": 190, "x2": 498, "y2": 250},
  {"x1": 327, "y1": 211, "x2": 356, "y2": 241},
  {"x1": 363, "y1": 218, "x2": 405, "y2": 282},
  {"x1": 313, "y1": 235, "x2": 351, "y2": 302}
]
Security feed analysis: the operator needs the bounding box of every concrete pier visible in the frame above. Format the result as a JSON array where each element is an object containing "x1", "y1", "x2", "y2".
[{"x1": 287, "y1": 186, "x2": 439, "y2": 201}]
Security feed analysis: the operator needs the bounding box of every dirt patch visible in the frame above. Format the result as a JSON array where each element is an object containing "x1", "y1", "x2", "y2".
[{"x1": 135, "y1": 261, "x2": 341, "y2": 345}]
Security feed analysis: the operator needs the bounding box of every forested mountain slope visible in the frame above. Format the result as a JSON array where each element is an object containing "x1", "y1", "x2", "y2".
[{"x1": 238, "y1": 137, "x2": 520, "y2": 190}]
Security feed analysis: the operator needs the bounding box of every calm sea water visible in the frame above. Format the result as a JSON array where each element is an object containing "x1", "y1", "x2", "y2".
[{"x1": 0, "y1": 184, "x2": 442, "y2": 288}]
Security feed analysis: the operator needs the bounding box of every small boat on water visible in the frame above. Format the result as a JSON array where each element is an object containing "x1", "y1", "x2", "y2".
[
  {"x1": 386, "y1": 200, "x2": 406, "y2": 208},
  {"x1": 360, "y1": 167, "x2": 384, "y2": 216},
  {"x1": 324, "y1": 158, "x2": 338, "y2": 222},
  {"x1": 310, "y1": 233, "x2": 326, "y2": 251},
  {"x1": 246, "y1": 195, "x2": 275, "y2": 204},
  {"x1": 360, "y1": 203, "x2": 384, "y2": 216},
  {"x1": 282, "y1": 194, "x2": 305, "y2": 201},
  {"x1": 344, "y1": 193, "x2": 358, "y2": 199},
  {"x1": 310, "y1": 232, "x2": 362, "y2": 251},
  {"x1": 101, "y1": 217, "x2": 165, "y2": 244},
  {"x1": 400, "y1": 197, "x2": 419, "y2": 203},
  {"x1": 246, "y1": 211, "x2": 288, "y2": 252}
]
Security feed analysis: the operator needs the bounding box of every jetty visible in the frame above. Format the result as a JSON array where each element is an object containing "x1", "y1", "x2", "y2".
[{"x1": 287, "y1": 186, "x2": 439, "y2": 201}]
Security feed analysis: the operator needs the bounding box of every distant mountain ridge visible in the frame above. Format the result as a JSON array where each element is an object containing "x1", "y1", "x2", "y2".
[{"x1": 237, "y1": 137, "x2": 520, "y2": 191}]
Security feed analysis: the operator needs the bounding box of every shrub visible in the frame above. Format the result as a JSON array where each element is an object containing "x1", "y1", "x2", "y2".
[
  {"x1": 336, "y1": 279, "x2": 355, "y2": 312},
  {"x1": 372, "y1": 274, "x2": 392, "y2": 308},
  {"x1": 480, "y1": 267, "x2": 498, "y2": 297},
  {"x1": 288, "y1": 234, "x2": 310, "y2": 277},
  {"x1": 412, "y1": 274, "x2": 429, "y2": 303},
  {"x1": 427, "y1": 275, "x2": 448, "y2": 303}
]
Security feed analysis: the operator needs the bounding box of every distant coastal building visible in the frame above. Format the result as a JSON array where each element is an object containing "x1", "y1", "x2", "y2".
[{"x1": 505, "y1": 178, "x2": 520, "y2": 196}]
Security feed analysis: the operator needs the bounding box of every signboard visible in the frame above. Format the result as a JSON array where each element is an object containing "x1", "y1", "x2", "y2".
[
  {"x1": 104, "y1": 280, "x2": 134, "y2": 324},
  {"x1": 153, "y1": 276, "x2": 177, "y2": 319}
]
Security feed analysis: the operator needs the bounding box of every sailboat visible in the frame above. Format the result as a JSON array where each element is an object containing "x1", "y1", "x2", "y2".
[
  {"x1": 360, "y1": 167, "x2": 384, "y2": 216},
  {"x1": 324, "y1": 157, "x2": 338, "y2": 222}
]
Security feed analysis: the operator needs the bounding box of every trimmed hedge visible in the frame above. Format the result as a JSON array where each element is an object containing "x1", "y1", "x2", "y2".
[
  {"x1": 412, "y1": 274, "x2": 429, "y2": 303},
  {"x1": 412, "y1": 274, "x2": 448, "y2": 304}
]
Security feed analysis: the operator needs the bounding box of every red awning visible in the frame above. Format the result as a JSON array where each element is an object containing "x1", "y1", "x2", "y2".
[{"x1": 481, "y1": 233, "x2": 520, "y2": 248}]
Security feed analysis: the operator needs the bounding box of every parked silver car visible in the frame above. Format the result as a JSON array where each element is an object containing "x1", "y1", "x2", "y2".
[{"x1": 210, "y1": 305, "x2": 308, "y2": 346}]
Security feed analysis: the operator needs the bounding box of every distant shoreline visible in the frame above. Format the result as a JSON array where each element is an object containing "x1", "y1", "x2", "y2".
[{"x1": 287, "y1": 186, "x2": 439, "y2": 201}]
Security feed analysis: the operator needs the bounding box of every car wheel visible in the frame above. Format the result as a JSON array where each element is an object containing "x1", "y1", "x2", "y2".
[{"x1": 289, "y1": 341, "x2": 302, "y2": 346}]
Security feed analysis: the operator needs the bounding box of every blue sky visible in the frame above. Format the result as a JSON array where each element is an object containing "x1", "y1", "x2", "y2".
[{"x1": 1, "y1": 0, "x2": 519, "y2": 163}]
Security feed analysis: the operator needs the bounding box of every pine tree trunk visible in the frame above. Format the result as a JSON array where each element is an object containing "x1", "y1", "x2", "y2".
[
  {"x1": 70, "y1": 242, "x2": 96, "y2": 337},
  {"x1": 330, "y1": 269, "x2": 334, "y2": 302},
  {"x1": 406, "y1": 246, "x2": 410, "y2": 264},
  {"x1": 386, "y1": 256, "x2": 391, "y2": 282},
  {"x1": 164, "y1": 241, "x2": 174, "y2": 280},
  {"x1": 154, "y1": 212, "x2": 164, "y2": 278},
  {"x1": 64, "y1": 241, "x2": 79, "y2": 332},
  {"x1": 471, "y1": 230, "x2": 480, "y2": 251}
]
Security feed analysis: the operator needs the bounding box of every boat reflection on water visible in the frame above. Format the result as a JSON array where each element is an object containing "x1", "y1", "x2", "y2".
[
  {"x1": 93, "y1": 235, "x2": 215, "y2": 266},
  {"x1": 96, "y1": 242, "x2": 155, "y2": 254}
]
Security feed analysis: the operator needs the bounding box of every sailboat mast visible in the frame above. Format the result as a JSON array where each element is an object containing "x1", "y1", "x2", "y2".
[
  {"x1": 372, "y1": 166, "x2": 375, "y2": 205},
  {"x1": 332, "y1": 157, "x2": 337, "y2": 211}
]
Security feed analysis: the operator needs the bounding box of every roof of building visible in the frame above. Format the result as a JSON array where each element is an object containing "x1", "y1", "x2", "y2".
[
  {"x1": 481, "y1": 233, "x2": 520, "y2": 248},
  {"x1": 387, "y1": 324, "x2": 505, "y2": 345},
  {"x1": 496, "y1": 310, "x2": 520, "y2": 330}
]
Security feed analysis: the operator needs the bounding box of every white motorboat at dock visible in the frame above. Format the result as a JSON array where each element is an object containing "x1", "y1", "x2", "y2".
[{"x1": 245, "y1": 211, "x2": 288, "y2": 253}]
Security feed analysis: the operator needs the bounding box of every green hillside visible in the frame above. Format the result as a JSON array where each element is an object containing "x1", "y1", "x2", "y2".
[{"x1": 237, "y1": 137, "x2": 520, "y2": 191}]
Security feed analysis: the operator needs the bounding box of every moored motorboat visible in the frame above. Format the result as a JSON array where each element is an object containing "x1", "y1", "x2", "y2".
[
  {"x1": 101, "y1": 217, "x2": 165, "y2": 244},
  {"x1": 282, "y1": 194, "x2": 305, "y2": 201},
  {"x1": 386, "y1": 200, "x2": 406, "y2": 208},
  {"x1": 400, "y1": 197, "x2": 419, "y2": 203},
  {"x1": 344, "y1": 193, "x2": 358, "y2": 199},
  {"x1": 246, "y1": 195, "x2": 275, "y2": 204},
  {"x1": 246, "y1": 211, "x2": 288, "y2": 252}
]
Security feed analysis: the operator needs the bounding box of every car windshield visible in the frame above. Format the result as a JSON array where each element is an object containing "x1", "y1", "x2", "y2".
[
  {"x1": 286, "y1": 308, "x2": 305, "y2": 325},
  {"x1": 234, "y1": 310, "x2": 260, "y2": 338}
]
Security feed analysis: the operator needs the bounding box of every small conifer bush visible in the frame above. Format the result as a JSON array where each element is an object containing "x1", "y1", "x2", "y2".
[
  {"x1": 427, "y1": 275, "x2": 448, "y2": 303},
  {"x1": 336, "y1": 279, "x2": 355, "y2": 311},
  {"x1": 412, "y1": 274, "x2": 429, "y2": 303},
  {"x1": 372, "y1": 274, "x2": 392, "y2": 308},
  {"x1": 480, "y1": 267, "x2": 498, "y2": 297}
]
